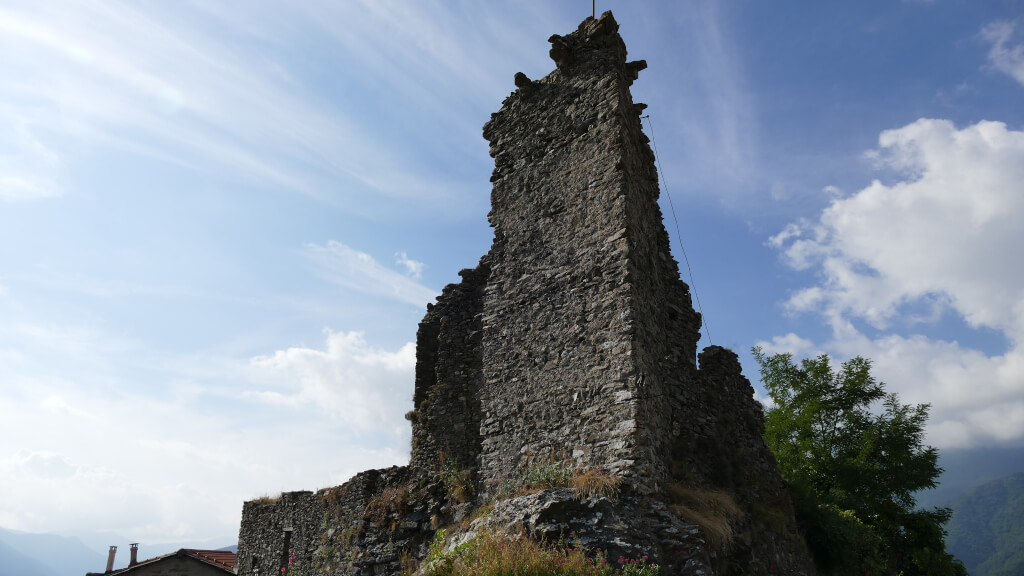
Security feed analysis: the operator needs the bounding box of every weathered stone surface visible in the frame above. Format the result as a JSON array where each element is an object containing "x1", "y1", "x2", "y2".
[
  {"x1": 410, "y1": 262, "x2": 489, "y2": 473},
  {"x1": 237, "y1": 467, "x2": 452, "y2": 576},
  {"x1": 238, "y1": 11, "x2": 817, "y2": 576}
]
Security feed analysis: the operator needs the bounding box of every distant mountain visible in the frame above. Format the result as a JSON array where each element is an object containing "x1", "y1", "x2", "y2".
[
  {"x1": 917, "y1": 446, "x2": 1024, "y2": 509},
  {"x1": 946, "y1": 472, "x2": 1024, "y2": 576},
  {"x1": 0, "y1": 538, "x2": 55, "y2": 576},
  {"x1": 0, "y1": 527, "x2": 104, "y2": 576}
]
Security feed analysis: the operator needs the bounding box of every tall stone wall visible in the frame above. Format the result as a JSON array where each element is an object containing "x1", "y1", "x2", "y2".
[
  {"x1": 409, "y1": 262, "x2": 489, "y2": 472},
  {"x1": 477, "y1": 13, "x2": 664, "y2": 485}
]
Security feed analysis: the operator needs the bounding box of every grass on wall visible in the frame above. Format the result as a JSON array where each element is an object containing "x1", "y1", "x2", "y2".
[
  {"x1": 668, "y1": 483, "x2": 742, "y2": 551},
  {"x1": 414, "y1": 528, "x2": 660, "y2": 576}
]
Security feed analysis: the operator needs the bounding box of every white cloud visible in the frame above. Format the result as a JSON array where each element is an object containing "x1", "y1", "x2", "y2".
[
  {"x1": 780, "y1": 119, "x2": 1024, "y2": 333},
  {"x1": 0, "y1": 316, "x2": 416, "y2": 543},
  {"x1": 756, "y1": 333, "x2": 817, "y2": 358},
  {"x1": 9, "y1": 450, "x2": 79, "y2": 479},
  {"x1": 41, "y1": 395, "x2": 98, "y2": 422},
  {"x1": 983, "y1": 21, "x2": 1024, "y2": 87},
  {"x1": 249, "y1": 330, "x2": 416, "y2": 436},
  {"x1": 304, "y1": 241, "x2": 438, "y2": 307},
  {"x1": 769, "y1": 119, "x2": 1024, "y2": 448},
  {"x1": 395, "y1": 251, "x2": 426, "y2": 280}
]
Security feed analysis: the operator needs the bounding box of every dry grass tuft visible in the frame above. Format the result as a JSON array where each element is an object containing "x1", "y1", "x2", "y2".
[
  {"x1": 413, "y1": 528, "x2": 660, "y2": 576},
  {"x1": 668, "y1": 484, "x2": 742, "y2": 551},
  {"x1": 251, "y1": 493, "x2": 281, "y2": 505},
  {"x1": 570, "y1": 467, "x2": 622, "y2": 499},
  {"x1": 366, "y1": 484, "x2": 411, "y2": 528}
]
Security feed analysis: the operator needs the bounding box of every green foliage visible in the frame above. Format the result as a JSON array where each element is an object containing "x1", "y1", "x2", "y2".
[
  {"x1": 439, "y1": 455, "x2": 474, "y2": 503},
  {"x1": 525, "y1": 463, "x2": 574, "y2": 489},
  {"x1": 753, "y1": 347, "x2": 966, "y2": 576},
  {"x1": 415, "y1": 529, "x2": 659, "y2": 576},
  {"x1": 946, "y1": 472, "x2": 1024, "y2": 576}
]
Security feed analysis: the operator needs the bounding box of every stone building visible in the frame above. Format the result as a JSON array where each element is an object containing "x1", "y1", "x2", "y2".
[{"x1": 237, "y1": 12, "x2": 816, "y2": 576}]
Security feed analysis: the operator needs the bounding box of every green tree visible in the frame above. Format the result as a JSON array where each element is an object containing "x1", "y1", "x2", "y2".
[{"x1": 752, "y1": 348, "x2": 966, "y2": 576}]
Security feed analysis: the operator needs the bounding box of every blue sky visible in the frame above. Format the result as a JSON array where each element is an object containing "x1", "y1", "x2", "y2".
[{"x1": 2, "y1": 0, "x2": 1023, "y2": 553}]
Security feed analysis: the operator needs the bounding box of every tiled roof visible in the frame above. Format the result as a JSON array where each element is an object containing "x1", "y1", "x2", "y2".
[
  {"x1": 106, "y1": 548, "x2": 236, "y2": 574},
  {"x1": 184, "y1": 549, "x2": 237, "y2": 570}
]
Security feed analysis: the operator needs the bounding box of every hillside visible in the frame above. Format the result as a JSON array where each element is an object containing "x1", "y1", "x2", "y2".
[
  {"x1": 946, "y1": 472, "x2": 1024, "y2": 576},
  {"x1": 917, "y1": 446, "x2": 1024, "y2": 509},
  {"x1": 0, "y1": 528, "x2": 103, "y2": 576}
]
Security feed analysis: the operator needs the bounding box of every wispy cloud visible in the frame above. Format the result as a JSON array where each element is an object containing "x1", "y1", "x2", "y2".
[
  {"x1": 395, "y1": 252, "x2": 426, "y2": 280},
  {"x1": 983, "y1": 21, "x2": 1024, "y2": 87},
  {"x1": 0, "y1": 1, "x2": 485, "y2": 209},
  {"x1": 304, "y1": 241, "x2": 438, "y2": 307}
]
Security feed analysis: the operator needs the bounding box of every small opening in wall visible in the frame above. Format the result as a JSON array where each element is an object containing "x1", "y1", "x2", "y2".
[{"x1": 280, "y1": 527, "x2": 293, "y2": 573}]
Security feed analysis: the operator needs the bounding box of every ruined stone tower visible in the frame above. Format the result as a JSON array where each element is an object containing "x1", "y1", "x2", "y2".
[
  {"x1": 412, "y1": 9, "x2": 704, "y2": 492},
  {"x1": 238, "y1": 12, "x2": 816, "y2": 576}
]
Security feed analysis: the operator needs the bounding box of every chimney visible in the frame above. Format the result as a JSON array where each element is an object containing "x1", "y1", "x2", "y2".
[
  {"x1": 105, "y1": 545, "x2": 117, "y2": 573},
  {"x1": 129, "y1": 543, "x2": 139, "y2": 566}
]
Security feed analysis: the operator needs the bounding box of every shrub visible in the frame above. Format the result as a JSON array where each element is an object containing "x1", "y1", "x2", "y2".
[
  {"x1": 524, "y1": 463, "x2": 573, "y2": 490},
  {"x1": 439, "y1": 455, "x2": 474, "y2": 503}
]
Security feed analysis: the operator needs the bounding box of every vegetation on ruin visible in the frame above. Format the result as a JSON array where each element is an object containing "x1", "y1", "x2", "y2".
[
  {"x1": 754, "y1": 347, "x2": 967, "y2": 576},
  {"x1": 667, "y1": 483, "x2": 742, "y2": 552},
  {"x1": 570, "y1": 467, "x2": 622, "y2": 499},
  {"x1": 485, "y1": 463, "x2": 623, "y2": 500},
  {"x1": 250, "y1": 493, "x2": 281, "y2": 505},
  {"x1": 524, "y1": 462, "x2": 574, "y2": 490},
  {"x1": 413, "y1": 528, "x2": 660, "y2": 576},
  {"x1": 439, "y1": 454, "x2": 474, "y2": 503}
]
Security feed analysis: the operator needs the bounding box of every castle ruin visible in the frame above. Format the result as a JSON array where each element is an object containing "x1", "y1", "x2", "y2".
[{"x1": 237, "y1": 12, "x2": 816, "y2": 576}]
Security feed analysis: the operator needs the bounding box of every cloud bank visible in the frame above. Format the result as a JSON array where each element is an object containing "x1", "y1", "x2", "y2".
[{"x1": 768, "y1": 119, "x2": 1024, "y2": 449}]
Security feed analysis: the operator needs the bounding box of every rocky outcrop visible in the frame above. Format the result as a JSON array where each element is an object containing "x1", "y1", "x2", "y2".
[{"x1": 238, "y1": 11, "x2": 816, "y2": 576}]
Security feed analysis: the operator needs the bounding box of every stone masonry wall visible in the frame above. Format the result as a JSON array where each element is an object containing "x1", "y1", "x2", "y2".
[
  {"x1": 690, "y1": 347, "x2": 813, "y2": 574},
  {"x1": 477, "y1": 13, "x2": 654, "y2": 486},
  {"x1": 237, "y1": 491, "x2": 324, "y2": 576},
  {"x1": 237, "y1": 467, "x2": 450, "y2": 576},
  {"x1": 409, "y1": 261, "x2": 490, "y2": 472}
]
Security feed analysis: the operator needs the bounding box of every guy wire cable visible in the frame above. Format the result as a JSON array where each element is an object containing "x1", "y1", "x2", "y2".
[{"x1": 642, "y1": 114, "x2": 713, "y2": 345}]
